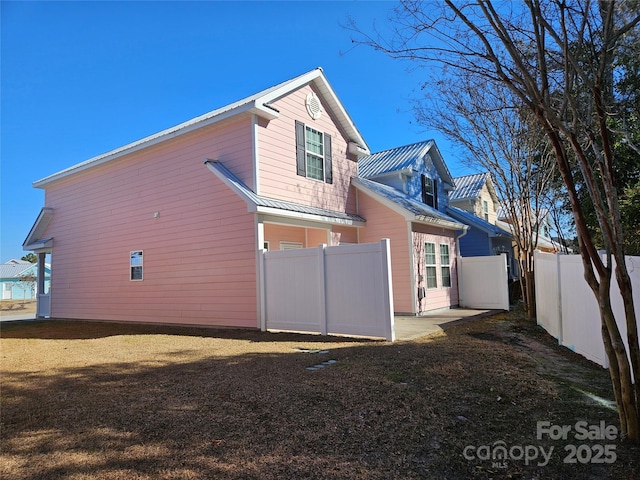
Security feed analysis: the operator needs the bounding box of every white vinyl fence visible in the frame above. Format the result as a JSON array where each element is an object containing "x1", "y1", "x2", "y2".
[
  {"x1": 457, "y1": 254, "x2": 510, "y2": 311},
  {"x1": 534, "y1": 251, "x2": 640, "y2": 367},
  {"x1": 259, "y1": 239, "x2": 395, "y2": 341}
]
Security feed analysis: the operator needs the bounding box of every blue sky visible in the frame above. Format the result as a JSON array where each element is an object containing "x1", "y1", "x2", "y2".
[{"x1": 1, "y1": 1, "x2": 473, "y2": 263}]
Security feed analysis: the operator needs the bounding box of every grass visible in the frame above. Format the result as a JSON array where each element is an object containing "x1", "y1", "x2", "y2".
[
  {"x1": 1, "y1": 311, "x2": 638, "y2": 479},
  {"x1": 0, "y1": 300, "x2": 36, "y2": 314}
]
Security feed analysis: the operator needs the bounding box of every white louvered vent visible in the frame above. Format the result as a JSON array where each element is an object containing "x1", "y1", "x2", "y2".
[{"x1": 305, "y1": 93, "x2": 322, "y2": 120}]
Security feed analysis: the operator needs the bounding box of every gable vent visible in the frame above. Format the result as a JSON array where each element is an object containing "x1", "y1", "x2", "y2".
[{"x1": 306, "y1": 93, "x2": 322, "y2": 120}]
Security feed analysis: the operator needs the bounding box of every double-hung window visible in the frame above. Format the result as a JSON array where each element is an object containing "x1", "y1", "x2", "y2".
[
  {"x1": 305, "y1": 126, "x2": 324, "y2": 181},
  {"x1": 425, "y1": 242, "x2": 437, "y2": 289},
  {"x1": 440, "y1": 244, "x2": 451, "y2": 288},
  {"x1": 295, "y1": 120, "x2": 333, "y2": 183},
  {"x1": 483, "y1": 200, "x2": 489, "y2": 221}
]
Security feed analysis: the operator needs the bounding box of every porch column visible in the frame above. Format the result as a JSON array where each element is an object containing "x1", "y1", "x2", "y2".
[{"x1": 37, "y1": 252, "x2": 46, "y2": 296}]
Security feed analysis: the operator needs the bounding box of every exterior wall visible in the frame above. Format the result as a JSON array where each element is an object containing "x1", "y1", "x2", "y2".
[
  {"x1": 331, "y1": 225, "x2": 359, "y2": 245},
  {"x1": 404, "y1": 152, "x2": 450, "y2": 213},
  {"x1": 412, "y1": 224, "x2": 459, "y2": 312},
  {"x1": 475, "y1": 184, "x2": 499, "y2": 224},
  {"x1": 258, "y1": 84, "x2": 358, "y2": 215},
  {"x1": 40, "y1": 116, "x2": 258, "y2": 327},
  {"x1": 458, "y1": 227, "x2": 492, "y2": 257},
  {"x1": 264, "y1": 224, "x2": 330, "y2": 250},
  {"x1": 356, "y1": 191, "x2": 413, "y2": 314}
]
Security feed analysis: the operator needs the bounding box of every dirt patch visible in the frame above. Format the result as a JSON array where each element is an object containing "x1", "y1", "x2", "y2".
[{"x1": 0, "y1": 311, "x2": 637, "y2": 479}]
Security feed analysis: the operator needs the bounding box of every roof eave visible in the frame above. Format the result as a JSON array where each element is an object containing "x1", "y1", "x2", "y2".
[{"x1": 34, "y1": 100, "x2": 278, "y2": 188}]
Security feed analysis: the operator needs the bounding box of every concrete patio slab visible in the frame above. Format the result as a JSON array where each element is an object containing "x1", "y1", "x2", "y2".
[{"x1": 394, "y1": 308, "x2": 501, "y2": 341}]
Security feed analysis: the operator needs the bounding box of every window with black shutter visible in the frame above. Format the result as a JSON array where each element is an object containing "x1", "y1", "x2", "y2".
[
  {"x1": 295, "y1": 121, "x2": 333, "y2": 183},
  {"x1": 421, "y1": 175, "x2": 437, "y2": 208}
]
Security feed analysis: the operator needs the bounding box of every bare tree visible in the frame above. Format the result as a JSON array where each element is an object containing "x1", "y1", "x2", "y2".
[
  {"x1": 416, "y1": 73, "x2": 558, "y2": 317},
  {"x1": 16, "y1": 273, "x2": 37, "y2": 303},
  {"x1": 350, "y1": 0, "x2": 640, "y2": 441}
]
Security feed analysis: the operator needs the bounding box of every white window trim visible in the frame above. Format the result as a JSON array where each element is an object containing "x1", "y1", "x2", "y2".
[
  {"x1": 263, "y1": 241, "x2": 270, "y2": 251},
  {"x1": 425, "y1": 242, "x2": 438, "y2": 289},
  {"x1": 130, "y1": 250, "x2": 143, "y2": 281},
  {"x1": 440, "y1": 243, "x2": 451, "y2": 288},
  {"x1": 305, "y1": 125, "x2": 325, "y2": 182}
]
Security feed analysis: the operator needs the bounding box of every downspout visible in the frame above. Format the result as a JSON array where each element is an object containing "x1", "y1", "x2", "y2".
[{"x1": 455, "y1": 226, "x2": 469, "y2": 308}]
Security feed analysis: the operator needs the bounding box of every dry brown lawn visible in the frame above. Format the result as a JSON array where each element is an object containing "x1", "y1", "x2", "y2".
[
  {"x1": 1, "y1": 311, "x2": 638, "y2": 479},
  {"x1": 0, "y1": 300, "x2": 36, "y2": 315}
]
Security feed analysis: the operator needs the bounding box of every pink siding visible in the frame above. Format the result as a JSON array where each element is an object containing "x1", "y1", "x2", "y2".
[
  {"x1": 356, "y1": 191, "x2": 414, "y2": 314},
  {"x1": 41, "y1": 116, "x2": 258, "y2": 327},
  {"x1": 258, "y1": 85, "x2": 358, "y2": 215},
  {"x1": 412, "y1": 224, "x2": 460, "y2": 312},
  {"x1": 331, "y1": 225, "x2": 359, "y2": 245},
  {"x1": 264, "y1": 224, "x2": 329, "y2": 250}
]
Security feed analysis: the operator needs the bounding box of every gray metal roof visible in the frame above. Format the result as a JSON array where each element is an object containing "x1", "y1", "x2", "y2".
[
  {"x1": 352, "y1": 177, "x2": 465, "y2": 230},
  {"x1": 446, "y1": 207, "x2": 512, "y2": 237},
  {"x1": 357, "y1": 140, "x2": 455, "y2": 186},
  {"x1": 34, "y1": 68, "x2": 370, "y2": 188},
  {"x1": 0, "y1": 261, "x2": 35, "y2": 279},
  {"x1": 206, "y1": 160, "x2": 365, "y2": 224},
  {"x1": 449, "y1": 173, "x2": 489, "y2": 201}
]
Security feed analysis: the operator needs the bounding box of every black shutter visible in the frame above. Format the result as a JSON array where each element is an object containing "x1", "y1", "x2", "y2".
[
  {"x1": 324, "y1": 133, "x2": 332, "y2": 184},
  {"x1": 421, "y1": 174, "x2": 428, "y2": 204},
  {"x1": 433, "y1": 180, "x2": 439, "y2": 209},
  {"x1": 295, "y1": 120, "x2": 306, "y2": 176}
]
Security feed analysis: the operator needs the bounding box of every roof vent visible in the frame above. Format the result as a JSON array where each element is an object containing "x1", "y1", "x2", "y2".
[{"x1": 305, "y1": 93, "x2": 322, "y2": 120}]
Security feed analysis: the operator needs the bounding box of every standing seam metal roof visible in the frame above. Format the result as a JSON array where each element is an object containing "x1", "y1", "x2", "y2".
[
  {"x1": 352, "y1": 177, "x2": 465, "y2": 229},
  {"x1": 448, "y1": 173, "x2": 489, "y2": 201},
  {"x1": 205, "y1": 160, "x2": 365, "y2": 223},
  {"x1": 357, "y1": 140, "x2": 434, "y2": 178}
]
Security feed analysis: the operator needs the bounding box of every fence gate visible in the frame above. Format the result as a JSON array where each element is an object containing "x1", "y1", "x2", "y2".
[
  {"x1": 259, "y1": 239, "x2": 395, "y2": 341},
  {"x1": 457, "y1": 254, "x2": 509, "y2": 310}
]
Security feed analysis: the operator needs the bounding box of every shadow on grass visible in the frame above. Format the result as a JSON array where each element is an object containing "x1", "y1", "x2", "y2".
[
  {"x1": 0, "y1": 319, "x2": 375, "y2": 343},
  {"x1": 1, "y1": 316, "x2": 638, "y2": 480}
]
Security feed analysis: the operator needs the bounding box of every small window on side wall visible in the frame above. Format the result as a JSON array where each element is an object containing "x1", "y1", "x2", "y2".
[{"x1": 130, "y1": 250, "x2": 143, "y2": 281}]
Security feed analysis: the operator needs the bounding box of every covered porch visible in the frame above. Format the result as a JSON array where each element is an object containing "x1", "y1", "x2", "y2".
[{"x1": 22, "y1": 207, "x2": 54, "y2": 319}]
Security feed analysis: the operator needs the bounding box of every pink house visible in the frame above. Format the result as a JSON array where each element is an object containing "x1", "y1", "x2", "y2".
[{"x1": 24, "y1": 68, "x2": 467, "y2": 326}]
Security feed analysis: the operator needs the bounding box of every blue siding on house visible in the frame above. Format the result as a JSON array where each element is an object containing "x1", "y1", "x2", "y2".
[
  {"x1": 458, "y1": 227, "x2": 492, "y2": 257},
  {"x1": 404, "y1": 153, "x2": 450, "y2": 213}
]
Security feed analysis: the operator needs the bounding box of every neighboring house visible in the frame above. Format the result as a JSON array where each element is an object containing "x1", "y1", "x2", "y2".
[
  {"x1": 449, "y1": 173, "x2": 500, "y2": 224},
  {"x1": 447, "y1": 173, "x2": 516, "y2": 278},
  {"x1": 496, "y1": 206, "x2": 563, "y2": 254},
  {"x1": 0, "y1": 259, "x2": 50, "y2": 300},
  {"x1": 356, "y1": 140, "x2": 468, "y2": 314}
]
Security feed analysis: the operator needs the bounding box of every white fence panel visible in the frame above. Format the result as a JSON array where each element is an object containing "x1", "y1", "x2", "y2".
[
  {"x1": 534, "y1": 251, "x2": 562, "y2": 340},
  {"x1": 558, "y1": 255, "x2": 606, "y2": 366},
  {"x1": 324, "y1": 242, "x2": 394, "y2": 339},
  {"x1": 535, "y1": 253, "x2": 640, "y2": 368},
  {"x1": 458, "y1": 255, "x2": 509, "y2": 310},
  {"x1": 261, "y1": 240, "x2": 395, "y2": 341},
  {"x1": 609, "y1": 256, "x2": 640, "y2": 366},
  {"x1": 261, "y1": 247, "x2": 324, "y2": 334}
]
